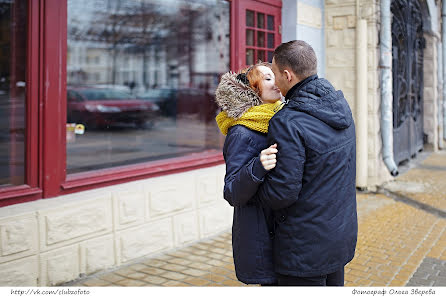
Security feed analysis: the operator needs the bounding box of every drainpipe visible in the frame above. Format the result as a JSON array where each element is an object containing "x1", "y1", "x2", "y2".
[
  {"x1": 356, "y1": 0, "x2": 368, "y2": 188},
  {"x1": 439, "y1": 39, "x2": 444, "y2": 149},
  {"x1": 443, "y1": 0, "x2": 446, "y2": 143},
  {"x1": 380, "y1": 0, "x2": 399, "y2": 176}
]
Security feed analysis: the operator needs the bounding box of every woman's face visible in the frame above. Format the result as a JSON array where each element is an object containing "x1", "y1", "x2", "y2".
[{"x1": 257, "y1": 65, "x2": 282, "y2": 104}]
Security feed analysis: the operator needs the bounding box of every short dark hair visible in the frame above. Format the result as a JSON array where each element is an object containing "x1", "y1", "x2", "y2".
[{"x1": 273, "y1": 40, "x2": 317, "y2": 79}]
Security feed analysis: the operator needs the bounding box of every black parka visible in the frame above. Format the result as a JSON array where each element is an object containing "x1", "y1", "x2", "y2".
[
  {"x1": 257, "y1": 75, "x2": 358, "y2": 277},
  {"x1": 223, "y1": 125, "x2": 276, "y2": 284},
  {"x1": 215, "y1": 71, "x2": 277, "y2": 285}
]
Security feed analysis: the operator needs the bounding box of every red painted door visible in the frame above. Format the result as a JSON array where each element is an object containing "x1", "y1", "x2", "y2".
[{"x1": 231, "y1": 0, "x2": 282, "y2": 71}]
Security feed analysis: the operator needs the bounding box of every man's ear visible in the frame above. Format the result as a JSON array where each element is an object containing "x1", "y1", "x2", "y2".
[{"x1": 284, "y1": 70, "x2": 292, "y2": 82}]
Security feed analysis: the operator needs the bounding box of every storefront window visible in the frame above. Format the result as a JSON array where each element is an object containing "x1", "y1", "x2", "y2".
[
  {"x1": 0, "y1": 0, "x2": 27, "y2": 187},
  {"x1": 67, "y1": 0, "x2": 229, "y2": 174}
]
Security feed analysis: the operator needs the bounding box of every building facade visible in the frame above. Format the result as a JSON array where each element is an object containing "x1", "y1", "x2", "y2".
[{"x1": 0, "y1": 0, "x2": 445, "y2": 286}]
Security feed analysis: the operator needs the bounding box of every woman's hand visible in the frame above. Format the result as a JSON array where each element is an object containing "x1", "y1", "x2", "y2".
[{"x1": 260, "y1": 143, "x2": 278, "y2": 171}]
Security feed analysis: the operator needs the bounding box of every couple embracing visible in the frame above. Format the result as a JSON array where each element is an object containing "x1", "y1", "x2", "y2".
[{"x1": 214, "y1": 40, "x2": 358, "y2": 286}]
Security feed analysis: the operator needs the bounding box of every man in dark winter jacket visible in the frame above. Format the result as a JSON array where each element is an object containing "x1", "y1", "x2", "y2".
[{"x1": 256, "y1": 40, "x2": 357, "y2": 286}]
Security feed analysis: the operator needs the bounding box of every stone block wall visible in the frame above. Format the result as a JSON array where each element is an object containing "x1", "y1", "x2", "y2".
[
  {"x1": 423, "y1": 34, "x2": 440, "y2": 150},
  {"x1": 0, "y1": 165, "x2": 232, "y2": 286},
  {"x1": 325, "y1": 0, "x2": 392, "y2": 187}
]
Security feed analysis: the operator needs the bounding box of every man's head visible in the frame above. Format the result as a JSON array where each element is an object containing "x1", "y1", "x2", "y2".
[{"x1": 272, "y1": 40, "x2": 317, "y2": 96}]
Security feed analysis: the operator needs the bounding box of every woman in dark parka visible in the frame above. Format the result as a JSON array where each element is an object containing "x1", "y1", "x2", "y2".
[{"x1": 215, "y1": 62, "x2": 282, "y2": 285}]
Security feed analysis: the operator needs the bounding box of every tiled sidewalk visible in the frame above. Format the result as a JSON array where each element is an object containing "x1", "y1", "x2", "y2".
[
  {"x1": 346, "y1": 193, "x2": 446, "y2": 286},
  {"x1": 64, "y1": 231, "x2": 246, "y2": 287}
]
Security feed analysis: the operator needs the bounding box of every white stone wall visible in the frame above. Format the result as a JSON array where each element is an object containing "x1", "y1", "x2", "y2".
[
  {"x1": 325, "y1": 0, "x2": 392, "y2": 187},
  {"x1": 0, "y1": 165, "x2": 232, "y2": 286},
  {"x1": 424, "y1": 34, "x2": 439, "y2": 150}
]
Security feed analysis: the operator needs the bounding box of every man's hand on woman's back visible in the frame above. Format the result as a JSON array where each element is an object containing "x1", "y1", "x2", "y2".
[{"x1": 260, "y1": 143, "x2": 278, "y2": 171}]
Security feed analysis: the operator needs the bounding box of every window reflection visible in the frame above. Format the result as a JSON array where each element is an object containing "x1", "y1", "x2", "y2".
[
  {"x1": 0, "y1": 0, "x2": 27, "y2": 187},
  {"x1": 67, "y1": 0, "x2": 229, "y2": 174}
]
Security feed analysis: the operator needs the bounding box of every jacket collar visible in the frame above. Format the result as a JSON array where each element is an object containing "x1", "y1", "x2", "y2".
[{"x1": 284, "y1": 74, "x2": 318, "y2": 101}]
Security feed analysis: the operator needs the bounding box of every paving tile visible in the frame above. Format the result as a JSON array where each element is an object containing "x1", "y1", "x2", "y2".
[
  {"x1": 166, "y1": 257, "x2": 192, "y2": 266},
  {"x1": 221, "y1": 256, "x2": 234, "y2": 264},
  {"x1": 114, "y1": 268, "x2": 137, "y2": 277},
  {"x1": 209, "y1": 273, "x2": 228, "y2": 283},
  {"x1": 81, "y1": 278, "x2": 111, "y2": 287},
  {"x1": 206, "y1": 253, "x2": 226, "y2": 260},
  {"x1": 223, "y1": 263, "x2": 235, "y2": 271},
  {"x1": 210, "y1": 267, "x2": 232, "y2": 275},
  {"x1": 214, "y1": 242, "x2": 228, "y2": 249},
  {"x1": 185, "y1": 254, "x2": 211, "y2": 262},
  {"x1": 221, "y1": 279, "x2": 245, "y2": 286},
  {"x1": 138, "y1": 266, "x2": 166, "y2": 276},
  {"x1": 161, "y1": 271, "x2": 188, "y2": 281},
  {"x1": 162, "y1": 263, "x2": 188, "y2": 272},
  {"x1": 207, "y1": 259, "x2": 226, "y2": 266},
  {"x1": 183, "y1": 278, "x2": 212, "y2": 286},
  {"x1": 142, "y1": 259, "x2": 167, "y2": 268},
  {"x1": 142, "y1": 275, "x2": 169, "y2": 285},
  {"x1": 162, "y1": 280, "x2": 189, "y2": 286},
  {"x1": 97, "y1": 273, "x2": 126, "y2": 283},
  {"x1": 182, "y1": 268, "x2": 209, "y2": 277},
  {"x1": 126, "y1": 272, "x2": 149, "y2": 280},
  {"x1": 115, "y1": 279, "x2": 147, "y2": 286},
  {"x1": 187, "y1": 262, "x2": 214, "y2": 271},
  {"x1": 189, "y1": 249, "x2": 209, "y2": 256}
]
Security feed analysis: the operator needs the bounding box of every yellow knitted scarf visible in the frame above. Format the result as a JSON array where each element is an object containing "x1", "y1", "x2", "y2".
[{"x1": 216, "y1": 101, "x2": 283, "y2": 136}]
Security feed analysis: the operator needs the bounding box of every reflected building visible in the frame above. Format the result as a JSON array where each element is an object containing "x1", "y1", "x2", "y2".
[{"x1": 67, "y1": 0, "x2": 230, "y2": 93}]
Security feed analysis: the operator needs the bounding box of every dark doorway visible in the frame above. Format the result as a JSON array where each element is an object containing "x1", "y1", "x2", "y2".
[{"x1": 391, "y1": 0, "x2": 425, "y2": 165}]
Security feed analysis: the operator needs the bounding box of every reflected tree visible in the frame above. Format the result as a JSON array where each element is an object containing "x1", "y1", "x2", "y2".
[{"x1": 68, "y1": 0, "x2": 216, "y2": 89}]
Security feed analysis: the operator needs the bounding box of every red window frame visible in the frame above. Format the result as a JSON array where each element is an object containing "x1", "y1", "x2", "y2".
[
  {"x1": 0, "y1": 0, "x2": 41, "y2": 207},
  {"x1": 1, "y1": 0, "x2": 282, "y2": 207},
  {"x1": 231, "y1": 0, "x2": 282, "y2": 70}
]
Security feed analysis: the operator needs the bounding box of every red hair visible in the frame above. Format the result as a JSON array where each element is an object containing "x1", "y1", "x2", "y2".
[{"x1": 241, "y1": 62, "x2": 272, "y2": 97}]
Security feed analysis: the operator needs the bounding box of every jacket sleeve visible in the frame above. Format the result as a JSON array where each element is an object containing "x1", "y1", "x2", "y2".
[
  {"x1": 223, "y1": 132, "x2": 269, "y2": 207},
  {"x1": 257, "y1": 115, "x2": 306, "y2": 210}
]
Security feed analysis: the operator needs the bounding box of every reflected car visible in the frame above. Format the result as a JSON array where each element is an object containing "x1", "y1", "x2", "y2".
[
  {"x1": 67, "y1": 87, "x2": 159, "y2": 129},
  {"x1": 137, "y1": 88, "x2": 217, "y2": 121},
  {"x1": 137, "y1": 88, "x2": 177, "y2": 117}
]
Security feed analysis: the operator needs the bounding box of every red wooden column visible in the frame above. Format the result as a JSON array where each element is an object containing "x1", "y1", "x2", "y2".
[{"x1": 41, "y1": 0, "x2": 67, "y2": 198}]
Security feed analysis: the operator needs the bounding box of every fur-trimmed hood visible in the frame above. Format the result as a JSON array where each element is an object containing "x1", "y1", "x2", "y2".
[{"x1": 215, "y1": 72, "x2": 262, "y2": 119}]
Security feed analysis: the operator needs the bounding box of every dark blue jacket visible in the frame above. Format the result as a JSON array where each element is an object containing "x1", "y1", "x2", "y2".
[
  {"x1": 223, "y1": 125, "x2": 276, "y2": 284},
  {"x1": 257, "y1": 75, "x2": 358, "y2": 277}
]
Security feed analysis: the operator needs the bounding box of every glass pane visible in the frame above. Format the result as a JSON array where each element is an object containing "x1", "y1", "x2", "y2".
[
  {"x1": 257, "y1": 12, "x2": 265, "y2": 29},
  {"x1": 0, "y1": 0, "x2": 27, "y2": 187},
  {"x1": 246, "y1": 29, "x2": 254, "y2": 46},
  {"x1": 267, "y1": 51, "x2": 274, "y2": 63},
  {"x1": 246, "y1": 10, "x2": 254, "y2": 27},
  {"x1": 246, "y1": 49, "x2": 254, "y2": 65},
  {"x1": 67, "y1": 0, "x2": 229, "y2": 174},
  {"x1": 257, "y1": 50, "x2": 265, "y2": 62},
  {"x1": 257, "y1": 31, "x2": 265, "y2": 47},
  {"x1": 267, "y1": 33, "x2": 274, "y2": 48},
  {"x1": 267, "y1": 15, "x2": 274, "y2": 30}
]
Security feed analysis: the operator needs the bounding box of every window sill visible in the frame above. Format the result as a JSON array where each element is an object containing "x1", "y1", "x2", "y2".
[
  {"x1": 60, "y1": 150, "x2": 224, "y2": 194},
  {"x1": 0, "y1": 185, "x2": 43, "y2": 207}
]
